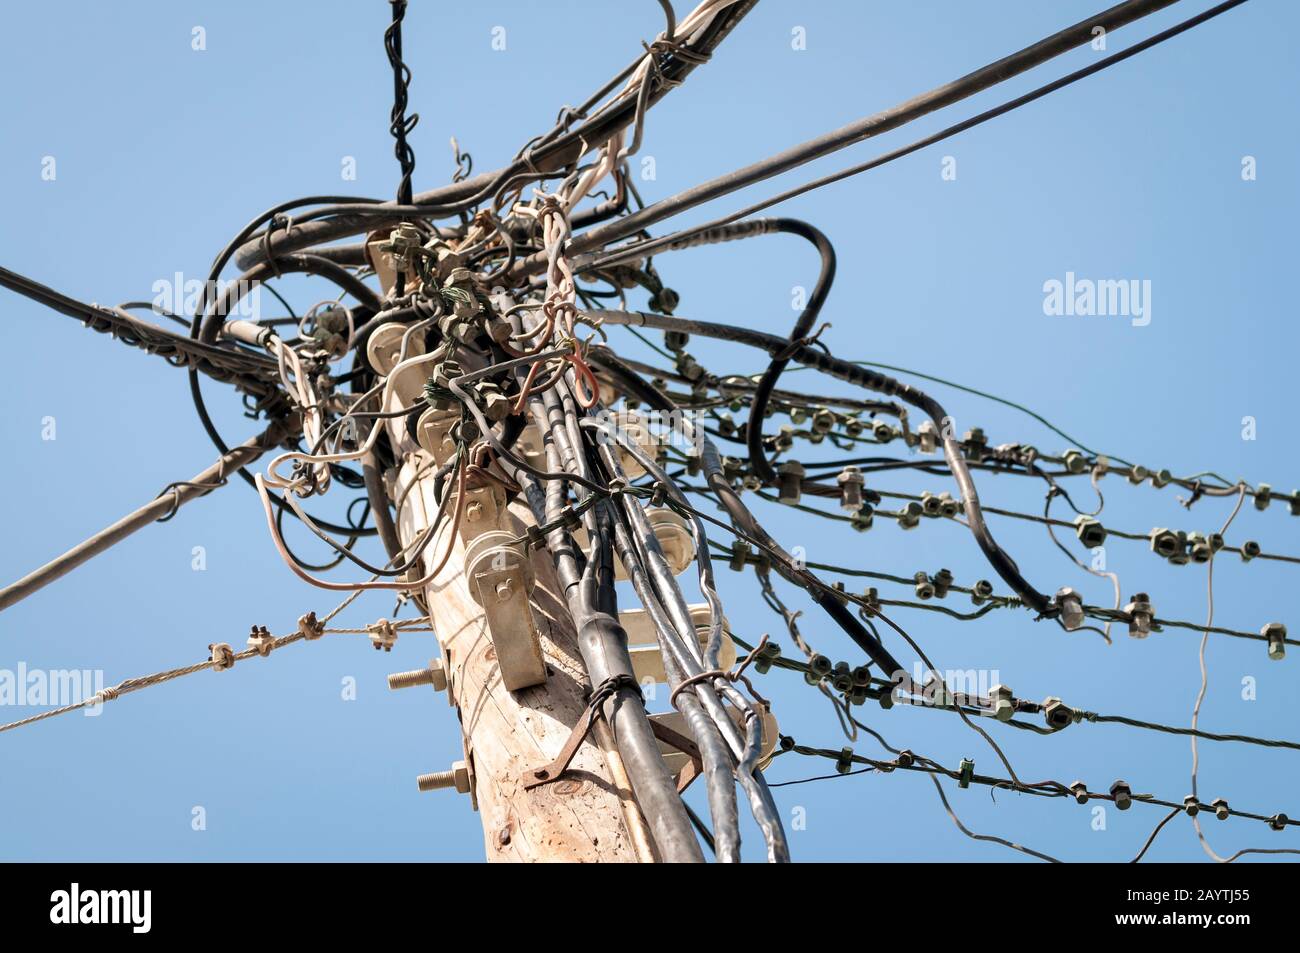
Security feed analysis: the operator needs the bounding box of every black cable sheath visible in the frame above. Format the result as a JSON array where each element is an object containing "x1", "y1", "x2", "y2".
[{"x1": 588, "y1": 312, "x2": 1052, "y2": 615}]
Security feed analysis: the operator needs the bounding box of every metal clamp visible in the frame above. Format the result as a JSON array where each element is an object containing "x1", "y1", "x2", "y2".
[{"x1": 464, "y1": 531, "x2": 547, "y2": 691}]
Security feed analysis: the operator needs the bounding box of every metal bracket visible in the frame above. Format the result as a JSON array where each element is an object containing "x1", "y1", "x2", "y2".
[
  {"x1": 523, "y1": 675, "x2": 640, "y2": 790},
  {"x1": 472, "y1": 564, "x2": 546, "y2": 691},
  {"x1": 463, "y1": 530, "x2": 547, "y2": 691},
  {"x1": 456, "y1": 481, "x2": 507, "y2": 543},
  {"x1": 648, "y1": 717, "x2": 705, "y2": 793}
]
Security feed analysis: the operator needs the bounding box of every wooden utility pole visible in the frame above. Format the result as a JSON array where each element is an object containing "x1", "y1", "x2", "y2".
[{"x1": 387, "y1": 453, "x2": 655, "y2": 862}]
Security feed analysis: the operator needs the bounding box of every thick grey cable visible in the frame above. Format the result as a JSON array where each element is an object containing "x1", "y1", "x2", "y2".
[
  {"x1": 544, "y1": 0, "x2": 1182, "y2": 266},
  {"x1": 585, "y1": 415, "x2": 790, "y2": 860}
]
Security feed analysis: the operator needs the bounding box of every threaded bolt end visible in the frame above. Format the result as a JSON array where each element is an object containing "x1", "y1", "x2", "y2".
[
  {"x1": 417, "y1": 770, "x2": 455, "y2": 792},
  {"x1": 389, "y1": 668, "x2": 432, "y2": 690},
  {"x1": 388, "y1": 660, "x2": 447, "y2": 692}
]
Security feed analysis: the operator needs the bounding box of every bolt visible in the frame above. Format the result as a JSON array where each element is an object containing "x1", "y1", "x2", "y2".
[
  {"x1": 416, "y1": 761, "x2": 471, "y2": 794},
  {"x1": 1055, "y1": 587, "x2": 1085, "y2": 631},
  {"x1": 837, "y1": 465, "x2": 865, "y2": 513},
  {"x1": 1042, "y1": 696, "x2": 1074, "y2": 730},
  {"x1": 465, "y1": 501, "x2": 485, "y2": 523},
  {"x1": 388, "y1": 659, "x2": 448, "y2": 692},
  {"x1": 1110, "y1": 779, "x2": 1133, "y2": 810},
  {"x1": 495, "y1": 579, "x2": 514, "y2": 602},
  {"x1": 1263, "y1": 623, "x2": 1287, "y2": 661},
  {"x1": 989, "y1": 684, "x2": 1014, "y2": 722}
]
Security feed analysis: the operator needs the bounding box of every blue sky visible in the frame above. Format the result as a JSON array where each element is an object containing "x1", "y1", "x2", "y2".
[{"x1": 1, "y1": 0, "x2": 1296, "y2": 862}]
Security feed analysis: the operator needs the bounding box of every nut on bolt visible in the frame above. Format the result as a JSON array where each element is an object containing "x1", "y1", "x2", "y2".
[
  {"x1": 970, "y1": 579, "x2": 994, "y2": 605},
  {"x1": 1254, "y1": 483, "x2": 1272, "y2": 511},
  {"x1": 989, "y1": 684, "x2": 1014, "y2": 722},
  {"x1": 836, "y1": 466, "x2": 865, "y2": 513},
  {"x1": 1124, "y1": 593, "x2": 1153, "y2": 639},
  {"x1": 913, "y1": 571, "x2": 934, "y2": 601},
  {"x1": 754, "y1": 641, "x2": 782, "y2": 675},
  {"x1": 1110, "y1": 779, "x2": 1133, "y2": 810},
  {"x1": 1042, "y1": 696, "x2": 1074, "y2": 731},
  {"x1": 416, "y1": 760, "x2": 471, "y2": 795},
  {"x1": 1183, "y1": 795, "x2": 1200, "y2": 816},
  {"x1": 850, "y1": 505, "x2": 874, "y2": 532},
  {"x1": 1074, "y1": 515, "x2": 1106, "y2": 548},
  {"x1": 811, "y1": 407, "x2": 836, "y2": 435},
  {"x1": 388, "y1": 658, "x2": 448, "y2": 693},
  {"x1": 1187, "y1": 532, "x2": 1213, "y2": 564},
  {"x1": 1240, "y1": 540, "x2": 1261, "y2": 562},
  {"x1": 1062, "y1": 449, "x2": 1087, "y2": 474},
  {"x1": 1069, "y1": 780, "x2": 1089, "y2": 804},
  {"x1": 1054, "y1": 587, "x2": 1085, "y2": 631},
  {"x1": 835, "y1": 747, "x2": 854, "y2": 774},
  {"x1": 776, "y1": 460, "x2": 805, "y2": 505},
  {"x1": 832, "y1": 661, "x2": 853, "y2": 693},
  {"x1": 1263, "y1": 622, "x2": 1287, "y2": 661},
  {"x1": 932, "y1": 568, "x2": 953, "y2": 598},
  {"x1": 1149, "y1": 528, "x2": 1182, "y2": 560},
  {"x1": 1210, "y1": 797, "x2": 1230, "y2": 820},
  {"x1": 916, "y1": 420, "x2": 939, "y2": 454}
]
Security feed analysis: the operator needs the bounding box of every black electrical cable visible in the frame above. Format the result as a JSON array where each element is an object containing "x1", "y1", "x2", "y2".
[
  {"x1": 586, "y1": 346, "x2": 909, "y2": 674},
  {"x1": 229, "y1": 1, "x2": 757, "y2": 271},
  {"x1": 561, "y1": 0, "x2": 1182, "y2": 263},
  {"x1": 739, "y1": 219, "x2": 835, "y2": 485},
  {"x1": 385, "y1": 0, "x2": 419, "y2": 208},
  {"x1": 582, "y1": 0, "x2": 1250, "y2": 285},
  {"x1": 587, "y1": 311, "x2": 1053, "y2": 614}
]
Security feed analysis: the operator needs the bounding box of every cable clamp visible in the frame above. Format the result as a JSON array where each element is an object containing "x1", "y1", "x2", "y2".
[
  {"x1": 247, "y1": 625, "x2": 275, "y2": 657},
  {"x1": 297, "y1": 611, "x2": 324, "y2": 641},
  {"x1": 522, "y1": 523, "x2": 548, "y2": 551},
  {"x1": 559, "y1": 505, "x2": 582, "y2": 532},
  {"x1": 208, "y1": 642, "x2": 236, "y2": 672},
  {"x1": 368, "y1": 619, "x2": 398, "y2": 653}
]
